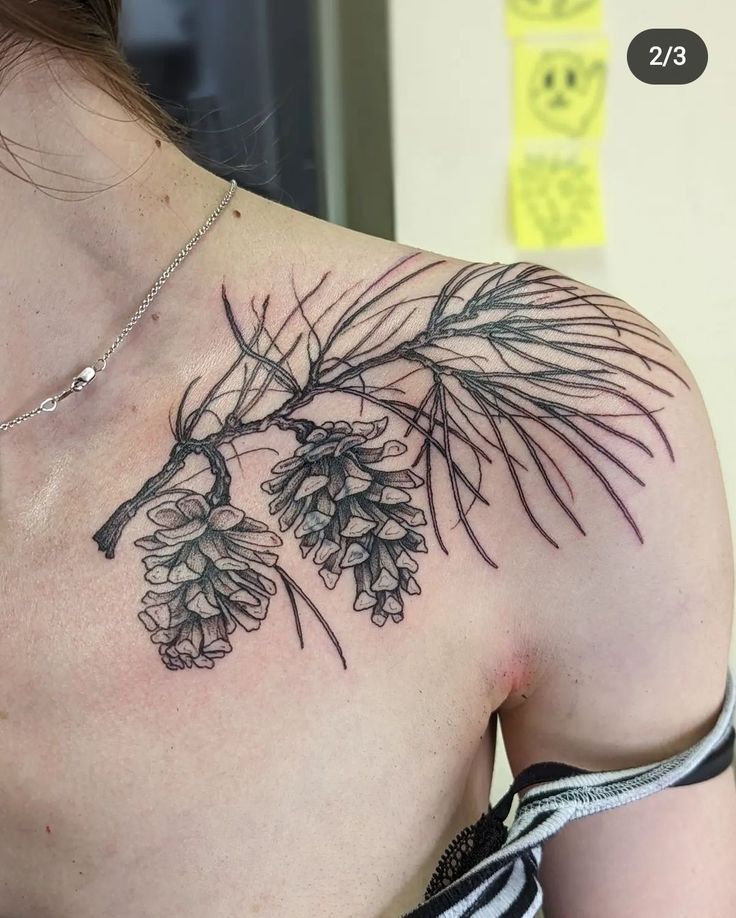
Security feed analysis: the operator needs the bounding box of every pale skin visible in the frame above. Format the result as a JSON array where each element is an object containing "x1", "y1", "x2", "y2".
[{"x1": 0, "y1": 61, "x2": 734, "y2": 918}]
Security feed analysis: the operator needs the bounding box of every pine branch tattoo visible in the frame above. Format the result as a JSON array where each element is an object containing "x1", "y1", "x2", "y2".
[{"x1": 93, "y1": 257, "x2": 685, "y2": 672}]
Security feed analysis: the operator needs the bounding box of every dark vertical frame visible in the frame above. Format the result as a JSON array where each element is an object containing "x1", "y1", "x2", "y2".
[{"x1": 336, "y1": 0, "x2": 394, "y2": 239}]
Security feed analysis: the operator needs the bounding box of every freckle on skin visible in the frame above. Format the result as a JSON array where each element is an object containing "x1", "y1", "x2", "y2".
[
  {"x1": 0, "y1": 710, "x2": 7, "y2": 720},
  {"x1": 163, "y1": 194, "x2": 170, "y2": 205},
  {"x1": 151, "y1": 313, "x2": 160, "y2": 322},
  {"x1": 155, "y1": 139, "x2": 162, "y2": 148},
  {"x1": 233, "y1": 209, "x2": 241, "y2": 218},
  {"x1": 46, "y1": 825, "x2": 52, "y2": 834}
]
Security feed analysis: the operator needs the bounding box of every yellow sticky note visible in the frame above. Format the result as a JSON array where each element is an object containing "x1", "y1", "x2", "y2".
[
  {"x1": 514, "y1": 39, "x2": 607, "y2": 139},
  {"x1": 510, "y1": 146, "x2": 605, "y2": 249},
  {"x1": 505, "y1": 0, "x2": 603, "y2": 38}
]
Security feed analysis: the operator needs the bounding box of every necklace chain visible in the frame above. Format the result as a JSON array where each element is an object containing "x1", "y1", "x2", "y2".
[{"x1": 1, "y1": 179, "x2": 237, "y2": 433}]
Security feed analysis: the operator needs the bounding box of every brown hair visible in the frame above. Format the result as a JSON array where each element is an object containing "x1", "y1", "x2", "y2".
[{"x1": 0, "y1": 0, "x2": 176, "y2": 138}]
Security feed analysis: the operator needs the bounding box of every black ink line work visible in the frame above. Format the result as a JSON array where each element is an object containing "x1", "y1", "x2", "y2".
[
  {"x1": 263, "y1": 417, "x2": 426, "y2": 627},
  {"x1": 93, "y1": 258, "x2": 685, "y2": 672}
]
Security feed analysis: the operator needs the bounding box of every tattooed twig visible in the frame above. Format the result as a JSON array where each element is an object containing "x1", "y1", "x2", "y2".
[{"x1": 93, "y1": 258, "x2": 683, "y2": 671}]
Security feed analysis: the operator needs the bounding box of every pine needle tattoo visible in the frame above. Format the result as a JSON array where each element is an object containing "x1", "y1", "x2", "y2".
[{"x1": 93, "y1": 257, "x2": 685, "y2": 672}]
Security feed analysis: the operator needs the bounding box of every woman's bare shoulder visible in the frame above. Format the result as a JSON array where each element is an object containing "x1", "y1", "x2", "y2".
[
  {"x1": 480, "y1": 264, "x2": 733, "y2": 775},
  {"x1": 98, "y1": 231, "x2": 730, "y2": 697}
]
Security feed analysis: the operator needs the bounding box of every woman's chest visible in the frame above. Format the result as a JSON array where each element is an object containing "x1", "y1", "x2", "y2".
[{"x1": 1, "y1": 528, "x2": 511, "y2": 918}]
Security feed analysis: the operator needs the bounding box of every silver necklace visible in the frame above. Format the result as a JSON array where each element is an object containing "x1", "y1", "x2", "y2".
[{"x1": 0, "y1": 179, "x2": 237, "y2": 433}]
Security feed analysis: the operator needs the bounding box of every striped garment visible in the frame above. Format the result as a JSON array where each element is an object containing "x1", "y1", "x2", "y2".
[{"x1": 405, "y1": 672, "x2": 735, "y2": 918}]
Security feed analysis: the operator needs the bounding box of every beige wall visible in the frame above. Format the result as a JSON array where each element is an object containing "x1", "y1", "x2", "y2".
[{"x1": 387, "y1": 0, "x2": 735, "y2": 795}]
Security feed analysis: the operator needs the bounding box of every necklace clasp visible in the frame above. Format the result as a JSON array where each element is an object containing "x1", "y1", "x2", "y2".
[{"x1": 71, "y1": 366, "x2": 96, "y2": 391}]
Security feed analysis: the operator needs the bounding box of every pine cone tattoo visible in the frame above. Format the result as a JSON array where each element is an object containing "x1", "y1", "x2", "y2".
[
  {"x1": 262, "y1": 418, "x2": 427, "y2": 626},
  {"x1": 135, "y1": 494, "x2": 282, "y2": 669}
]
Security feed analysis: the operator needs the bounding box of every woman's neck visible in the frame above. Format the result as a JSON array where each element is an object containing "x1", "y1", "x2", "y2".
[{"x1": 0, "y1": 61, "x2": 229, "y2": 418}]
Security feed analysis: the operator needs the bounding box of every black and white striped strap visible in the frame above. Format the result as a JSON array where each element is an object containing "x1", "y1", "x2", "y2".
[{"x1": 406, "y1": 671, "x2": 735, "y2": 918}]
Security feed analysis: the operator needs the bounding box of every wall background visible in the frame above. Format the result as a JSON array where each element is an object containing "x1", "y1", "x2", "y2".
[{"x1": 385, "y1": 0, "x2": 735, "y2": 797}]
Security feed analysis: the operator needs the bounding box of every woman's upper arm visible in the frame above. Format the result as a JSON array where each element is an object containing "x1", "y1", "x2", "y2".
[
  {"x1": 538, "y1": 769, "x2": 736, "y2": 917},
  {"x1": 497, "y1": 289, "x2": 735, "y2": 916}
]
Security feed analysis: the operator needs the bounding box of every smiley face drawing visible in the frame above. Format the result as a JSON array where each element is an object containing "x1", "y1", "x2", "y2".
[
  {"x1": 509, "y1": 0, "x2": 597, "y2": 21},
  {"x1": 529, "y1": 50, "x2": 605, "y2": 137}
]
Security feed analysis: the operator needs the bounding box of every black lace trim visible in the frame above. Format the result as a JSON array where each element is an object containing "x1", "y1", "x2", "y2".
[
  {"x1": 420, "y1": 716, "x2": 734, "y2": 908},
  {"x1": 424, "y1": 809, "x2": 508, "y2": 901}
]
